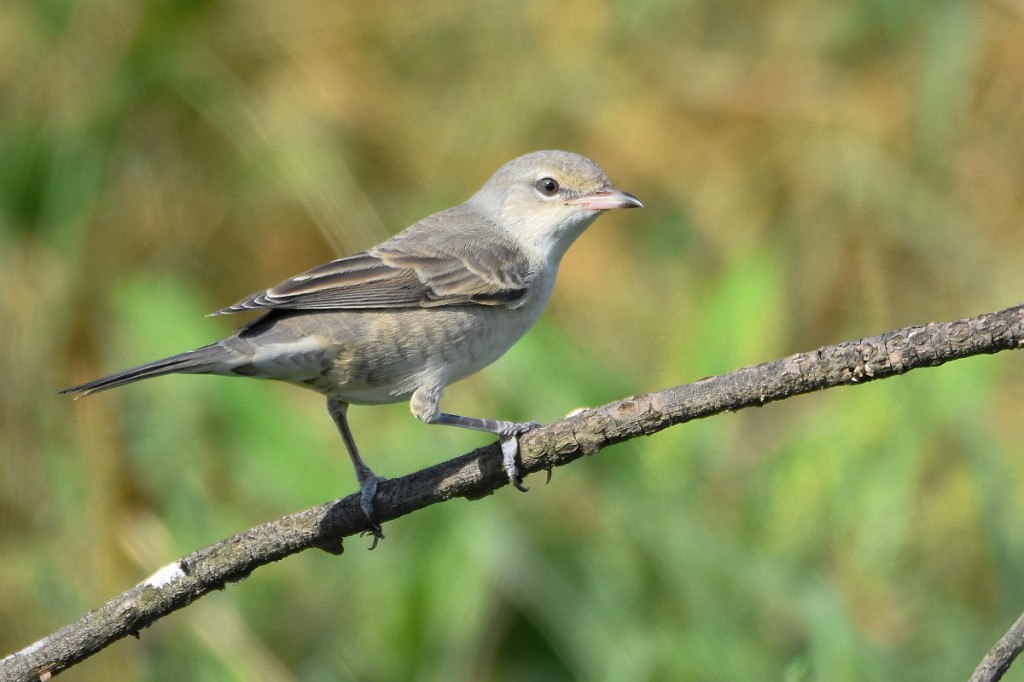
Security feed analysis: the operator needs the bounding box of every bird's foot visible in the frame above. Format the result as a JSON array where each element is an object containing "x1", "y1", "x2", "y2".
[
  {"x1": 356, "y1": 474, "x2": 387, "y2": 549},
  {"x1": 498, "y1": 421, "x2": 540, "y2": 492}
]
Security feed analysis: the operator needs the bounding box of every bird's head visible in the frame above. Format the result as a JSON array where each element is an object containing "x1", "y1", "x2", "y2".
[{"x1": 468, "y1": 150, "x2": 642, "y2": 262}]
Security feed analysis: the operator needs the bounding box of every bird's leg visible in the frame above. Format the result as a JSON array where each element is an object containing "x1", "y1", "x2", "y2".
[
  {"x1": 434, "y1": 414, "x2": 540, "y2": 491},
  {"x1": 410, "y1": 386, "x2": 539, "y2": 491},
  {"x1": 326, "y1": 397, "x2": 385, "y2": 544}
]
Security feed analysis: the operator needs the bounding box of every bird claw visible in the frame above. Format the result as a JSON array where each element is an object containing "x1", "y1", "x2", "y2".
[
  {"x1": 357, "y1": 475, "x2": 387, "y2": 549},
  {"x1": 500, "y1": 434, "x2": 528, "y2": 491},
  {"x1": 361, "y1": 525, "x2": 385, "y2": 550},
  {"x1": 499, "y1": 422, "x2": 539, "y2": 492},
  {"x1": 497, "y1": 420, "x2": 541, "y2": 437}
]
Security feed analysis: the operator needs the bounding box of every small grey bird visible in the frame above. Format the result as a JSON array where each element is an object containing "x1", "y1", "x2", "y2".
[{"x1": 63, "y1": 150, "x2": 642, "y2": 537}]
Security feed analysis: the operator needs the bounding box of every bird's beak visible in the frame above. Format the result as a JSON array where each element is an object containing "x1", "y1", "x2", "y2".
[{"x1": 573, "y1": 188, "x2": 644, "y2": 211}]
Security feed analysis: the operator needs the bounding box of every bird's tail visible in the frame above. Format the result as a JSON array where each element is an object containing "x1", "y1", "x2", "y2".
[{"x1": 61, "y1": 344, "x2": 225, "y2": 397}]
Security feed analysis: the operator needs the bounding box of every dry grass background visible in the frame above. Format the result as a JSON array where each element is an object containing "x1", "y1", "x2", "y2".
[{"x1": 3, "y1": 0, "x2": 1024, "y2": 679}]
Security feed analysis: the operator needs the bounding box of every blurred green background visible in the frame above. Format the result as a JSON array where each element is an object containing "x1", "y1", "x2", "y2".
[{"x1": 3, "y1": 0, "x2": 1024, "y2": 680}]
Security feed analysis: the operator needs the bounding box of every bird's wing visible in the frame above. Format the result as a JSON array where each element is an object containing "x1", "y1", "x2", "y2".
[{"x1": 212, "y1": 213, "x2": 533, "y2": 315}]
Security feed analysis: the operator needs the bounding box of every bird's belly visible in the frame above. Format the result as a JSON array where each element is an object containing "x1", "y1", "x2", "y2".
[{"x1": 311, "y1": 305, "x2": 538, "y2": 405}]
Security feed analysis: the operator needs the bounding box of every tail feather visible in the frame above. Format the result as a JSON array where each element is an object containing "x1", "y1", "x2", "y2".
[{"x1": 61, "y1": 344, "x2": 224, "y2": 397}]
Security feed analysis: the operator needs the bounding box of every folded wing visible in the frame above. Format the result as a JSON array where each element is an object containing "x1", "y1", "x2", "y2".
[{"x1": 213, "y1": 213, "x2": 533, "y2": 315}]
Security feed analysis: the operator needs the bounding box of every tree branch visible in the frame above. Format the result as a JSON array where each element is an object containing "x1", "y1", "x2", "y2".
[
  {"x1": 3, "y1": 302, "x2": 1024, "y2": 682},
  {"x1": 970, "y1": 612, "x2": 1024, "y2": 682}
]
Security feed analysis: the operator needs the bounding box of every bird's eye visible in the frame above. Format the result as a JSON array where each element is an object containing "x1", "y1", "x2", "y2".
[{"x1": 535, "y1": 177, "x2": 560, "y2": 197}]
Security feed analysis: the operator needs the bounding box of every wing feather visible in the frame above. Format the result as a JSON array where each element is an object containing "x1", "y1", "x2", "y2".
[{"x1": 212, "y1": 209, "x2": 533, "y2": 315}]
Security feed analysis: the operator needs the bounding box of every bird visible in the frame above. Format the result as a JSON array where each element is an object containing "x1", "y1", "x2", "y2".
[{"x1": 62, "y1": 150, "x2": 643, "y2": 539}]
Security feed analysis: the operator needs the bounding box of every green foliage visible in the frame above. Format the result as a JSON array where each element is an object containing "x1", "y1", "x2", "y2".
[{"x1": 3, "y1": 0, "x2": 1024, "y2": 680}]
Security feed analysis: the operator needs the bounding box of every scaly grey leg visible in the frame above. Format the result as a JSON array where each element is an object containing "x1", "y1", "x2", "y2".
[
  {"x1": 327, "y1": 397, "x2": 385, "y2": 544},
  {"x1": 410, "y1": 385, "x2": 539, "y2": 491}
]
